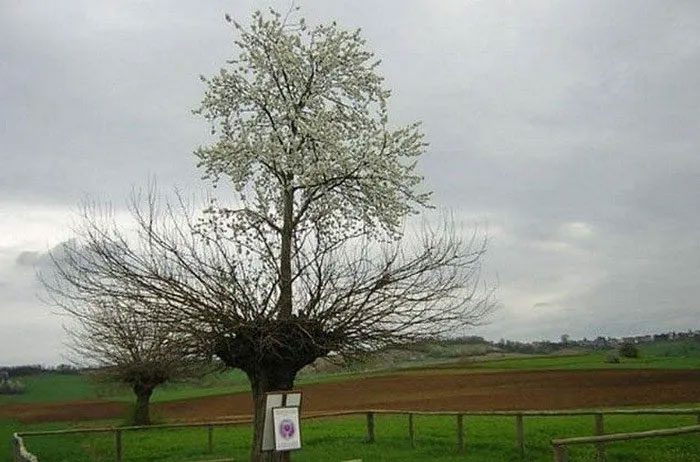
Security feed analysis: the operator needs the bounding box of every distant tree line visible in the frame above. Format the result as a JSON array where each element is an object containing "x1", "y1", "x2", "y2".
[
  {"x1": 424, "y1": 329, "x2": 700, "y2": 355},
  {"x1": 0, "y1": 363, "x2": 81, "y2": 378}
]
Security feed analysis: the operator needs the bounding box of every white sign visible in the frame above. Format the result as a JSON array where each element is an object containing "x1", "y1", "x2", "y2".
[
  {"x1": 286, "y1": 392, "x2": 302, "y2": 407},
  {"x1": 272, "y1": 406, "x2": 302, "y2": 451},
  {"x1": 262, "y1": 393, "x2": 284, "y2": 451},
  {"x1": 262, "y1": 392, "x2": 303, "y2": 451}
]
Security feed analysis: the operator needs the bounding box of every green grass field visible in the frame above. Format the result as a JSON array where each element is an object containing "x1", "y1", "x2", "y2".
[
  {"x1": 0, "y1": 371, "x2": 250, "y2": 405},
  {"x1": 0, "y1": 374, "x2": 100, "y2": 405},
  {"x1": 2, "y1": 339, "x2": 699, "y2": 461},
  {"x1": 438, "y1": 351, "x2": 700, "y2": 372},
  {"x1": 7, "y1": 412, "x2": 700, "y2": 461}
]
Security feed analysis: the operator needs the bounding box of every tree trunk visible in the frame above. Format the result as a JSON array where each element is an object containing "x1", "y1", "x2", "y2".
[
  {"x1": 278, "y1": 184, "x2": 294, "y2": 319},
  {"x1": 248, "y1": 366, "x2": 297, "y2": 462},
  {"x1": 214, "y1": 322, "x2": 327, "y2": 461},
  {"x1": 132, "y1": 385, "x2": 154, "y2": 426}
]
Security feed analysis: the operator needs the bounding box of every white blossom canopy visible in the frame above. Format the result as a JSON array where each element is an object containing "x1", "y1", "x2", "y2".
[{"x1": 195, "y1": 9, "x2": 431, "y2": 241}]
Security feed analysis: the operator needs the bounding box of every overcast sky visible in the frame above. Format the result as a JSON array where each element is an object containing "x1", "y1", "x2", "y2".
[{"x1": 2, "y1": 0, "x2": 699, "y2": 365}]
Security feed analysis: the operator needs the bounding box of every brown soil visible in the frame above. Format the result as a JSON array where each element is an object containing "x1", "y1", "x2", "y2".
[{"x1": 2, "y1": 369, "x2": 699, "y2": 423}]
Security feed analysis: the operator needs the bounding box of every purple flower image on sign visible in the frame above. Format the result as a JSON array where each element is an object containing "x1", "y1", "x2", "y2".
[
  {"x1": 272, "y1": 406, "x2": 301, "y2": 451},
  {"x1": 278, "y1": 419, "x2": 296, "y2": 440}
]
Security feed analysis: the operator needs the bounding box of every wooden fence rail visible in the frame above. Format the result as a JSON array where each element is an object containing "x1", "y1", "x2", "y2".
[
  {"x1": 13, "y1": 408, "x2": 700, "y2": 462},
  {"x1": 551, "y1": 424, "x2": 700, "y2": 462}
]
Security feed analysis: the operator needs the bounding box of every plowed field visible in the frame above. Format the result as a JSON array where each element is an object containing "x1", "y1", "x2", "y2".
[{"x1": 3, "y1": 369, "x2": 699, "y2": 423}]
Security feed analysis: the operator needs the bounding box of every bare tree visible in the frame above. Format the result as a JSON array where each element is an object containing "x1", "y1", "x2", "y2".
[
  {"x1": 43, "y1": 252, "x2": 204, "y2": 425},
  {"x1": 43, "y1": 8, "x2": 495, "y2": 461}
]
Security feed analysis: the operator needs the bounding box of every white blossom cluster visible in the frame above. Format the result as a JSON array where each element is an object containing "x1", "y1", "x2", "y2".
[{"x1": 194, "y1": 8, "x2": 431, "y2": 246}]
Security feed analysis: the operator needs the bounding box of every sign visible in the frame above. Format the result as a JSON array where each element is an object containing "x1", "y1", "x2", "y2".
[
  {"x1": 262, "y1": 391, "x2": 303, "y2": 451},
  {"x1": 272, "y1": 406, "x2": 302, "y2": 451}
]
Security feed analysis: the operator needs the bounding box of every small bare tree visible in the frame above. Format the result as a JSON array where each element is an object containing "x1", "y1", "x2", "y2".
[
  {"x1": 44, "y1": 262, "x2": 203, "y2": 425},
  {"x1": 44, "y1": 9, "x2": 495, "y2": 461}
]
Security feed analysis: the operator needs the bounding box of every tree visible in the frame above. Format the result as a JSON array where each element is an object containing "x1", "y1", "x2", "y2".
[
  {"x1": 43, "y1": 274, "x2": 203, "y2": 425},
  {"x1": 619, "y1": 342, "x2": 639, "y2": 359},
  {"x1": 43, "y1": 9, "x2": 494, "y2": 461},
  {"x1": 0, "y1": 370, "x2": 25, "y2": 395}
]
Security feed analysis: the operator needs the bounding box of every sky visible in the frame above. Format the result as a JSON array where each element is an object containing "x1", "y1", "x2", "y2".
[{"x1": 1, "y1": 0, "x2": 699, "y2": 365}]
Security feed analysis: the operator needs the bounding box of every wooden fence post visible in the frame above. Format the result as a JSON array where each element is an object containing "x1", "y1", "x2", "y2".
[
  {"x1": 456, "y1": 414, "x2": 465, "y2": 453},
  {"x1": 594, "y1": 413, "x2": 606, "y2": 462},
  {"x1": 408, "y1": 413, "x2": 415, "y2": 449},
  {"x1": 207, "y1": 424, "x2": 214, "y2": 453},
  {"x1": 516, "y1": 414, "x2": 524, "y2": 458},
  {"x1": 366, "y1": 412, "x2": 375, "y2": 443},
  {"x1": 114, "y1": 429, "x2": 122, "y2": 462},
  {"x1": 12, "y1": 435, "x2": 19, "y2": 462},
  {"x1": 553, "y1": 444, "x2": 568, "y2": 462}
]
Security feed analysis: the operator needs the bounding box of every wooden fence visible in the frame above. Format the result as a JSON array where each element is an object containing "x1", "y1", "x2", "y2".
[
  {"x1": 551, "y1": 424, "x2": 700, "y2": 462},
  {"x1": 12, "y1": 419, "x2": 252, "y2": 462},
  {"x1": 12, "y1": 408, "x2": 700, "y2": 462},
  {"x1": 11, "y1": 434, "x2": 38, "y2": 462},
  {"x1": 352, "y1": 408, "x2": 700, "y2": 459}
]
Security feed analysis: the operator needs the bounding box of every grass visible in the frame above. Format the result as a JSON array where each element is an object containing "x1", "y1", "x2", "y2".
[
  {"x1": 2, "y1": 339, "x2": 699, "y2": 460},
  {"x1": 6, "y1": 410, "x2": 700, "y2": 461},
  {"x1": 150, "y1": 368, "x2": 385, "y2": 403},
  {"x1": 150, "y1": 370, "x2": 249, "y2": 403},
  {"x1": 413, "y1": 340, "x2": 700, "y2": 372},
  {"x1": 445, "y1": 351, "x2": 700, "y2": 371},
  {"x1": 0, "y1": 371, "x2": 252, "y2": 405},
  {"x1": 640, "y1": 339, "x2": 700, "y2": 358},
  {"x1": 0, "y1": 420, "x2": 18, "y2": 462},
  {"x1": 0, "y1": 374, "x2": 102, "y2": 405}
]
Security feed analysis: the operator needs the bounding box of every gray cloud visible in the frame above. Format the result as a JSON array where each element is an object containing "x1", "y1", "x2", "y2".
[{"x1": 1, "y1": 0, "x2": 699, "y2": 364}]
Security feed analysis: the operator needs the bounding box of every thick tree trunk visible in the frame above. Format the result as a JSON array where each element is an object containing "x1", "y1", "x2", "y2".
[
  {"x1": 213, "y1": 321, "x2": 330, "y2": 461},
  {"x1": 249, "y1": 367, "x2": 297, "y2": 462},
  {"x1": 132, "y1": 385, "x2": 154, "y2": 426}
]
